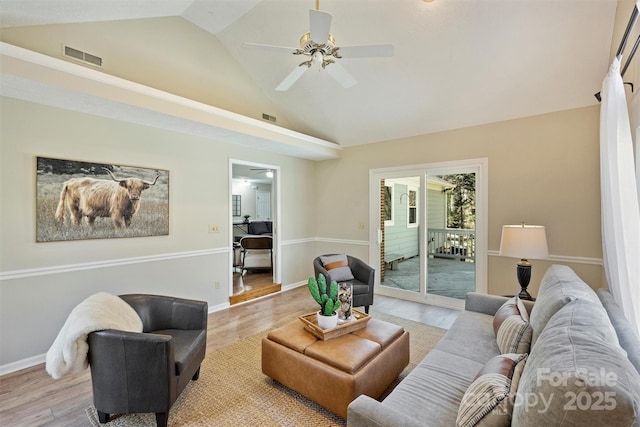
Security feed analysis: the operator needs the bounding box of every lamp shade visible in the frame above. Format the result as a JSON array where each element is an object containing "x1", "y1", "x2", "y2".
[{"x1": 499, "y1": 224, "x2": 549, "y2": 260}]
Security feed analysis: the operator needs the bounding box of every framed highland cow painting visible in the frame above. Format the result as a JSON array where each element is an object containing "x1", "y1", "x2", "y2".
[{"x1": 36, "y1": 156, "x2": 169, "y2": 242}]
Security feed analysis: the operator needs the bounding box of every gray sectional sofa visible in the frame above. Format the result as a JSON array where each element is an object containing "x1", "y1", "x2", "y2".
[{"x1": 347, "y1": 264, "x2": 640, "y2": 426}]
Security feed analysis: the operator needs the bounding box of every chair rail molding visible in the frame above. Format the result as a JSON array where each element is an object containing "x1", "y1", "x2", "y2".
[
  {"x1": 0, "y1": 249, "x2": 223, "y2": 281},
  {"x1": 487, "y1": 250, "x2": 603, "y2": 266}
]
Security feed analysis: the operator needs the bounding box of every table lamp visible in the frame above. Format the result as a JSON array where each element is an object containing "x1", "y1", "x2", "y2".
[{"x1": 499, "y1": 224, "x2": 549, "y2": 300}]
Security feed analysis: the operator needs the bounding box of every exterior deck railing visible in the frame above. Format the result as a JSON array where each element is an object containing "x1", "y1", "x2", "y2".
[{"x1": 427, "y1": 228, "x2": 476, "y2": 262}]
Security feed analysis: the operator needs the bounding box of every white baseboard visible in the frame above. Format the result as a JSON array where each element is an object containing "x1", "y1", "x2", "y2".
[
  {"x1": 208, "y1": 302, "x2": 231, "y2": 313},
  {"x1": 0, "y1": 297, "x2": 260, "y2": 376},
  {"x1": 282, "y1": 281, "x2": 307, "y2": 291},
  {"x1": 0, "y1": 353, "x2": 45, "y2": 376}
]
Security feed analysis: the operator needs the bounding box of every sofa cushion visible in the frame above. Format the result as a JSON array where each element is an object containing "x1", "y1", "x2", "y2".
[
  {"x1": 320, "y1": 254, "x2": 355, "y2": 282},
  {"x1": 528, "y1": 264, "x2": 600, "y2": 346},
  {"x1": 436, "y1": 310, "x2": 501, "y2": 365},
  {"x1": 493, "y1": 297, "x2": 532, "y2": 354},
  {"x1": 383, "y1": 349, "x2": 485, "y2": 426},
  {"x1": 457, "y1": 353, "x2": 527, "y2": 427},
  {"x1": 513, "y1": 299, "x2": 640, "y2": 427},
  {"x1": 598, "y1": 289, "x2": 640, "y2": 374}
]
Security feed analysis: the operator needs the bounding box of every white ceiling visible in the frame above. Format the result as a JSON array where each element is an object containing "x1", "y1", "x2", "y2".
[{"x1": 0, "y1": 0, "x2": 619, "y2": 147}]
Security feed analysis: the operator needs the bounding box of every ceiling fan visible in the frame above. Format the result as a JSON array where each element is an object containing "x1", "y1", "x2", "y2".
[
  {"x1": 243, "y1": 2, "x2": 394, "y2": 91},
  {"x1": 250, "y1": 168, "x2": 274, "y2": 178}
]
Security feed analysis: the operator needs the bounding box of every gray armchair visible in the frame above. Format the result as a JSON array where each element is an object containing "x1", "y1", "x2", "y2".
[
  {"x1": 88, "y1": 294, "x2": 208, "y2": 427},
  {"x1": 313, "y1": 254, "x2": 375, "y2": 313}
]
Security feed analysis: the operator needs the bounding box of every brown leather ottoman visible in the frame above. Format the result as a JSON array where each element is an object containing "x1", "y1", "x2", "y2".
[{"x1": 262, "y1": 317, "x2": 410, "y2": 418}]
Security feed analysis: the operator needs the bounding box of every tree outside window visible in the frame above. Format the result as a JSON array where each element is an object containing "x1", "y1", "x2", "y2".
[
  {"x1": 384, "y1": 184, "x2": 394, "y2": 226},
  {"x1": 439, "y1": 173, "x2": 476, "y2": 229}
]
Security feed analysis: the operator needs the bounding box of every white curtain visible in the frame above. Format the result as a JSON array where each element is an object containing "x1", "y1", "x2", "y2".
[
  {"x1": 600, "y1": 56, "x2": 640, "y2": 333},
  {"x1": 630, "y1": 27, "x2": 640, "y2": 209}
]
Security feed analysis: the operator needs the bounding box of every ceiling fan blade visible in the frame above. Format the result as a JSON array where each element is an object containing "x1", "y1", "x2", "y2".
[
  {"x1": 243, "y1": 42, "x2": 298, "y2": 54},
  {"x1": 309, "y1": 9, "x2": 332, "y2": 43},
  {"x1": 336, "y1": 44, "x2": 395, "y2": 58},
  {"x1": 325, "y1": 62, "x2": 357, "y2": 88},
  {"x1": 275, "y1": 65, "x2": 308, "y2": 91}
]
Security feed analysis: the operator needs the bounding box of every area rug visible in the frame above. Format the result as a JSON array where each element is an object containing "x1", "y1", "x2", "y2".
[{"x1": 86, "y1": 311, "x2": 446, "y2": 427}]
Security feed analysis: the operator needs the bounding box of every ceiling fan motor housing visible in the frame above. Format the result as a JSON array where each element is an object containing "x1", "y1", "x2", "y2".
[{"x1": 297, "y1": 32, "x2": 336, "y2": 57}]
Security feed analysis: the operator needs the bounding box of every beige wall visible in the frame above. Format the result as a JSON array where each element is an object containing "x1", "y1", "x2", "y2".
[
  {"x1": 0, "y1": 97, "x2": 316, "y2": 367},
  {"x1": 317, "y1": 105, "x2": 604, "y2": 296},
  {"x1": 0, "y1": 99, "x2": 604, "y2": 369}
]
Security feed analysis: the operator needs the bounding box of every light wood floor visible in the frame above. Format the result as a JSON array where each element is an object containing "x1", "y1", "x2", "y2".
[{"x1": 0, "y1": 286, "x2": 459, "y2": 427}]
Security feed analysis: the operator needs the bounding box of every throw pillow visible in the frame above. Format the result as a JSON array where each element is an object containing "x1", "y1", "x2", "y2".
[
  {"x1": 493, "y1": 297, "x2": 532, "y2": 354},
  {"x1": 320, "y1": 254, "x2": 355, "y2": 282},
  {"x1": 456, "y1": 353, "x2": 528, "y2": 427}
]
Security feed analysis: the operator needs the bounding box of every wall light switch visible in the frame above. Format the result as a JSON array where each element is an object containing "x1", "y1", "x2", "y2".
[
  {"x1": 358, "y1": 222, "x2": 365, "y2": 229},
  {"x1": 208, "y1": 224, "x2": 220, "y2": 233}
]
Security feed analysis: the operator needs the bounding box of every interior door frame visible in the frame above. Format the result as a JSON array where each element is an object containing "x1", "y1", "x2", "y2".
[
  {"x1": 369, "y1": 158, "x2": 488, "y2": 310},
  {"x1": 229, "y1": 159, "x2": 281, "y2": 293}
]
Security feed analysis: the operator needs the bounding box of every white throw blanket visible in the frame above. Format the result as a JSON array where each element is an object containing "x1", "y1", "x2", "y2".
[{"x1": 45, "y1": 292, "x2": 143, "y2": 379}]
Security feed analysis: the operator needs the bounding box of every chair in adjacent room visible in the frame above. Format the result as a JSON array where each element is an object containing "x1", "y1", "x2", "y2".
[
  {"x1": 240, "y1": 235, "x2": 273, "y2": 275},
  {"x1": 313, "y1": 254, "x2": 375, "y2": 314},
  {"x1": 88, "y1": 294, "x2": 208, "y2": 427}
]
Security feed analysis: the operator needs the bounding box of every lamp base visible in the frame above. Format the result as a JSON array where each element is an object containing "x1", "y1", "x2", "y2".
[
  {"x1": 515, "y1": 261, "x2": 536, "y2": 301},
  {"x1": 517, "y1": 289, "x2": 536, "y2": 301}
]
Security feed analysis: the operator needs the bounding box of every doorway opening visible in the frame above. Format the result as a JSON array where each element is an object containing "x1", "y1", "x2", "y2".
[
  {"x1": 369, "y1": 159, "x2": 487, "y2": 310},
  {"x1": 229, "y1": 160, "x2": 281, "y2": 304}
]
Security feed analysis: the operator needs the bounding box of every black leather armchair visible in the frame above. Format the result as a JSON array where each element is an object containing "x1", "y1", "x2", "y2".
[
  {"x1": 313, "y1": 255, "x2": 375, "y2": 313},
  {"x1": 88, "y1": 294, "x2": 208, "y2": 427}
]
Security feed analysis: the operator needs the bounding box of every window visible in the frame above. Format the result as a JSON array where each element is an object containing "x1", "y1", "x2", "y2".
[
  {"x1": 407, "y1": 186, "x2": 418, "y2": 228},
  {"x1": 232, "y1": 195, "x2": 241, "y2": 216}
]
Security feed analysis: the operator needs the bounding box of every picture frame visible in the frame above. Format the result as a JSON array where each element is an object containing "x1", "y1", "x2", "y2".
[{"x1": 36, "y1": 156, "x2": 169, "y2": 242}]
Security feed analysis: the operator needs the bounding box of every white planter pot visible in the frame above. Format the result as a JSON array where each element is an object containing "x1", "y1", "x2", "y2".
[{"x1": 317, "y1": 311, "x2": 339, "y2": 329}]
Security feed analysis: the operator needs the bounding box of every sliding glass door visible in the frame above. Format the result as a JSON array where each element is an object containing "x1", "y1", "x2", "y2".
[
  {"x1": 370, "y1": 159, "x2": 487, "y2": 309},
  {"x1": 425, "y1": 172, "x2": 476, "y2": 302},
  {"x1": 380, "y1": 176, "x2": 422, "y2": 294}
]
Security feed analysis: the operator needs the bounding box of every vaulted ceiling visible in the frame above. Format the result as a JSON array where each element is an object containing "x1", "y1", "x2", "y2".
[{"x1": 0, "y1": 0, "x2": 620, "y2": 148}]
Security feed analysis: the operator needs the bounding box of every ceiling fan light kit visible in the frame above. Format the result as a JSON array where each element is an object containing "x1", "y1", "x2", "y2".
[{"x1": 244, "y1": 8, "x2": 394, "y2": 91}]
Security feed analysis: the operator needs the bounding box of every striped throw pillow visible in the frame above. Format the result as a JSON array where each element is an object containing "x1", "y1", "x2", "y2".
[
  {"x1": 493, "y1": 297, "x2": 532, "y2": 354},
  {"x1": 456, "y1": 353, "x2": 528, "y2": 427},
  {"x1": 320, "y1": 254, "x2": 355, "y2": 282}
]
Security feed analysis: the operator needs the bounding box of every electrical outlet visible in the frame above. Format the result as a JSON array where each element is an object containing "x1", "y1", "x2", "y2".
[
  {"x1": 358, "y1": 222, "x2": 365, "y2": 229},
  {"x1": 208, "y1": 224, "x2": 220, "y2": 233},
  {"x1": 214, "y1": 281, "x2": 220, "y2": 289}
]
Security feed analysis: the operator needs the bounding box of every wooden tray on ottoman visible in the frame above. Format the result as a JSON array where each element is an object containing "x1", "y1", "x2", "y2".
[{"x1": 299, "y1": 309, "x2": 371, "y2": 340}]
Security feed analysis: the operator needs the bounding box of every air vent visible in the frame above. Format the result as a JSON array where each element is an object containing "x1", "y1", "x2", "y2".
[
  {"x1": 262, "y1": 113, "x2": 277, "y2": 123},
  {"x1": 63, "y1": 45, "x2": 103, "y2": 67}
]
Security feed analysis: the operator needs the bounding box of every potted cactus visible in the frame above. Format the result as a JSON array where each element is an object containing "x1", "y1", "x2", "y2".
[{"x1": 308, "y1": 274, "x2": 342, "y2": 329}]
